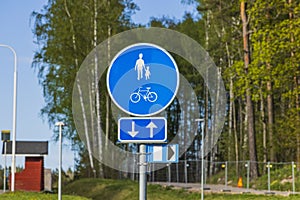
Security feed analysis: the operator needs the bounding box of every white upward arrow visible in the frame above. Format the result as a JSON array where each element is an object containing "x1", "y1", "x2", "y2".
[
  {"x1": 146, "y1": 121, "x2": 157, "y2": 138},
  {"x1": 128, "y1": 121, "x2": 139, "y2": 137}
]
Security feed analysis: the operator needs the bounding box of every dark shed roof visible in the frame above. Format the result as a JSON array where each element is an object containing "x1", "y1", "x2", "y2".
[{"x1": 2, "y1": 141, "x2": 48, "y2": 155}]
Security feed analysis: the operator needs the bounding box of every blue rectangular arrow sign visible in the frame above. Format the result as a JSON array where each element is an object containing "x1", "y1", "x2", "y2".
[{"x1": 118, "y1": 117, "x2": 167, "y2": 143}]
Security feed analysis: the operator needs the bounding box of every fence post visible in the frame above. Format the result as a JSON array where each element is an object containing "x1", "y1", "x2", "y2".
[
  {"x1": 247, "y1": 161, "x2": 250, "y2": 191},
  {"x1": 222, "y1": 161, "x2": 231, "y2": 192},
  {"x1": 268, "y1": 162, "x2": 271, "y2": 192},
  {"x1": 265, "y1": 162, "x2": 274, "y2": 194},
  {"x1": 152, "y1": 163, "x2": 155, "y2": 182},
  {"x1": 176, "y1": 162, "x2": 179, "y2": 183},
  {"x1": 168, "y1": 163, "x2": 171, "y2": 185},
  {"x1": 204, "y1": 159, "x2": 207, "y2": 185},
  {"x1": 184, "y1": 160, "x2": 188, "y2": 183},
  {"x1": 292, "y1": 161, "x2": 295, "y2": 194},
  {"x1": 225, "y1": 161, "x2": 228, "y2": 187}
]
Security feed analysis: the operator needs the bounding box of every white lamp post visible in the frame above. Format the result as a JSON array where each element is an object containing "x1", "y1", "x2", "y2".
[
  {"x1": 1, "y1": 130, "x2": 11, "y2": 192},
  {"x1": 0, "y1": 44, "x2": 17, "y2": 192},
  {"x1": 195, "y1": 119, "x2": 204, "y2": 200},
  {"x1": 55, "y1": 122, "x2": 65, "y2": 200}
]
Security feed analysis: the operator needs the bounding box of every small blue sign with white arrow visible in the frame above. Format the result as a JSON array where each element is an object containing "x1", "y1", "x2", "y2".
[
  {"x1": 118, "y1": 117, "x2": 167, "y2": 143},
  {"x1": 146, "y1": 144, "x2": 179, "y2": 163}
]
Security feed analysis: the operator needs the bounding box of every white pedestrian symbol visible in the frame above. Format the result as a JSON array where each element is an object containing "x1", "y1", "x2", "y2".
[
  {"x1": 134, "y1": 53, "x2": 151, "y2": 80},
  {"x1": 145, "y1": 66, "x2": 151, "y2": 80}
]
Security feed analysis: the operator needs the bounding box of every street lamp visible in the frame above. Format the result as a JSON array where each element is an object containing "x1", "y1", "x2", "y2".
[
  {"x1": 55, "y1": 122, "x2": 65, "y2": 200},
  {"x1": 0, "y1": 44, "x2": 17, "y2": 192},
  {"x1": 195, "y1": 119, "x2": 204, "y2": 200}
]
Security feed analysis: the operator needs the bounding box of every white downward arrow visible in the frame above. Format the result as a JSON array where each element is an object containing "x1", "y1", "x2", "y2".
[
  {"x1": 146, "y1": 121, "x2": 157, "y2": 138},
  {"x1": 128, "y1": 121, "x2": 139, "y2": 137}
]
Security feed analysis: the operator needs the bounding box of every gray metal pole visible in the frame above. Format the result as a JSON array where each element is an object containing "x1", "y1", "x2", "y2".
[
  {"x1": 201, "y1": 124, "x2": 204, "y2": 200},
  {"x1": 292, "y1": 161, "x2": 295, "y2": 194},
  {"x1": 55, "y1": 122, "x2": 64, "y2": 200},
  {"x1": 3, "y1": 141, "x2": 7, "y2": 192},
  {"x1": 204, "y1": 160, "x2": 207, "y2": 185},
  {"x1": 139, "y1": 144, "x2": 147, "y2": 200},
  {"x1": 168, "y1": 163, "x2": 171, "y2": 185},
  {"x1": 267, "y1": 161, "x2": 271, "y2": 192},
  {"x1": 195, "y1": 119, "x2": 204, "y2": 200},
  {"x1": 152, "y1": 163, "x2": 155, "y2": 182},
  {"x1": 0, "y1": 44, "x2": 17, "y2": 192},
  {"x1": 184, "y1": 160, "x2": 188, "y2": 184},
  {"x1": 176, "y1": 162, "x2": 179, "y2": 183},
  {"x1": 59, "y1": 124, "x2": 62, "y2": 200},
  {"x1": 225, "y1": 161, "x2": 228, "y2": 188},
  {"x1": 247, "y1": 161, "x2": 250, "y2": 190}
]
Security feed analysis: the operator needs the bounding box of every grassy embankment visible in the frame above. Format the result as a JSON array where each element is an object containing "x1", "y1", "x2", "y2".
[
  {"x1": 62, "y1": 178, "x2": 300, "y2": 200},
  {"x1": 2, "y1": 168, "x2": 300, "y2": 200},
  {"x1": 0, "y1": 191, "x2": 88, "y2": 200}
]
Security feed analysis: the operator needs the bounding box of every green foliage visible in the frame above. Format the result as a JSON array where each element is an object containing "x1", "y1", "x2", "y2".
[
  {"x1": 31, "y1": 0, "x2": 137, "y2": 141},
  {"x1": 31, "y1": 0, "x2": 137, "y2": 175},
  {"x1": 31, "y1": 0, "x2": 300, "y2": 180},
  {"x1": 253, "y1": 165, "x2": 300, "y2": 191}
]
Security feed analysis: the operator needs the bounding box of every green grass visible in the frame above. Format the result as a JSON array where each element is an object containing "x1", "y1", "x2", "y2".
[
  {"x1": 207, "y1": 165, "x2": 300, "y2": 191},
  {"x1": 254, "y1": 166, "x2": 300, "y2": 191},
  {"x1": 207, "y1": 165, "x2": 300, "y2": 192},
  {"x1": 62, "y1": 178, "x2": 300, "y2": 200},
  {"x1": 0, "y1": 191, "x2": 89, "y2": 200},
  {"x1": 2, "y1": 176, "x2": 300, "y2": 200}
]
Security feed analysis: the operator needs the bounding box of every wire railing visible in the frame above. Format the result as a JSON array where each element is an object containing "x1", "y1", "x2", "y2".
[{"x1": 141, "y1": 160, "x2": 300, "y2": 193}]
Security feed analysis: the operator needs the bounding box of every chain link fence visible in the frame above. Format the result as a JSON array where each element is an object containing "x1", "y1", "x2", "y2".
[{"x1": 141, "y1": 160, "x2": 300, "y2": 193}]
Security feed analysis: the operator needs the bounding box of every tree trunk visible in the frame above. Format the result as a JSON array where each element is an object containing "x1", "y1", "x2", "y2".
[
  {"x1": 230, "y1": 78, "x2": 239, "y2": 174},
  {"x1": 264, "y1": 8, "x2": 275, "y2": 162},
  {"x1": 267, "y1": 75, "x2": 274, "y2": 162},
  {"x1": 240, "y1": 1, "x2": 259, "y2": 179},
  {"x1": 260, "y1": 88, "x2": 267, "y2": 172},
  {"x1": 204, "y1": 10, "x2": 213, "y2": 177},
  {"x1": 64, "y1": 0, "x2": 96, "y2": 176},
  {"x1": 105, "y1": 1, "x2": 112, "y2": 150},
  {"x1": 93, "y1": 0, "x2": 103, "y2": 178},
  {"x1": 289, "y1": 0, "x2": 300, "y2": 170}
]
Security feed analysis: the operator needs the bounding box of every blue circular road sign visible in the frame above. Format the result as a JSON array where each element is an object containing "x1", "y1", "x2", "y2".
[{"x1": 107, "y1": 43, "x2": 179, "y2": 116}]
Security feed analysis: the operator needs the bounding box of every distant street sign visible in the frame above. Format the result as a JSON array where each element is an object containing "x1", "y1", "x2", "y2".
[
  {"x1": 118, "y1": 117, "x2": 167, "y2": 143},
  {"x1": 107, "y1": 43, "x2": 179, "y2": 116},
  {"x1": 146, "y1": 144, "x2": 179, "y2": 163}
]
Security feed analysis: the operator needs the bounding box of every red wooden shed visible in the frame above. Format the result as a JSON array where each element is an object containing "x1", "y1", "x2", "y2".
[{"x1": 2, "y1": 141, "x2": 48, "y2": 191}]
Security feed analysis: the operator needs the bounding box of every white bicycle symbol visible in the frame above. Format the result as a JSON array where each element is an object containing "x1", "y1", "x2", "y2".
[{"x1": 130, "y1": 87, "x2": 158, "y2": 103}]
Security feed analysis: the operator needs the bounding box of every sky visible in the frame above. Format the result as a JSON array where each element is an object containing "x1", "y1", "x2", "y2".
[{"x1": 0, "y1": 0, "x2": 198, "y2": 171}]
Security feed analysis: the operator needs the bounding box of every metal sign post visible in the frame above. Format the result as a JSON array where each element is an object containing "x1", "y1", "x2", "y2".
[
  {"x1": 55, "y1": 122, "x2": 65, "y2": 200},
  {"x1": 107, "y1": 43, "x2": 179, "y2": 200},
  {"x1": 195, "y1": 119, "x2": 204, "y2": 200},
  {"x1": 1, "y1": 130, "x2": 10, "y2": 192},
  {"x1": 139, "y1": 144, "x2": 147, "y2": 200},
  {"x1": 4, "y1": 141, "x2": 7, "y2": 192}
]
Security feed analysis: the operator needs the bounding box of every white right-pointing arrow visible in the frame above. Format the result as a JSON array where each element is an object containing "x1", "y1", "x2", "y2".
[
  {"x1": 128, "y1": 121, "x2": 139, "y2": 137},
  {"x1": 146, "y1": 121, "x2": 157, "y2": 138}
]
